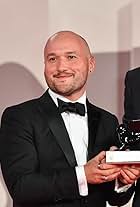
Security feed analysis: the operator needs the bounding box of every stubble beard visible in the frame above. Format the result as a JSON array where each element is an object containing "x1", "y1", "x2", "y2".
[{"x1": 47, "y1": 78, "x2": 86, "y2": 98}]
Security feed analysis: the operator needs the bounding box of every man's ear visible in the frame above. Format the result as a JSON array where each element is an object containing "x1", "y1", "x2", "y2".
[{"x1": 89, "y1": 55, "x2": 95, "y2": 73}]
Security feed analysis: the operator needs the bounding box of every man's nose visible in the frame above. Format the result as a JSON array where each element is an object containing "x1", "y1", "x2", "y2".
[{"x1": 57, "y1": 58, "x2": 67, "y2": 71}]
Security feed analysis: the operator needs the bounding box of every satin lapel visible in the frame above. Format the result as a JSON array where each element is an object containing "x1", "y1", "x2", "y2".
[
  {"x1": 39, "y1": 90, "x2": 77, "y2": 167},
  {"x1": 87, "y1": 100, "x2": 101, "y2": 161}
]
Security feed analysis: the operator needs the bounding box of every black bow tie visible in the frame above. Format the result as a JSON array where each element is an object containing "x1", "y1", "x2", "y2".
[{"x1": 57, "y1": 98, "x2": 85, "y2": 116}]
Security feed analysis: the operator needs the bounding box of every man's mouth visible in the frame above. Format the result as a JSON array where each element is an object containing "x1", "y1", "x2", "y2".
[{"x1": 54, "y1": 73, "x2": 73, "y2": 78}]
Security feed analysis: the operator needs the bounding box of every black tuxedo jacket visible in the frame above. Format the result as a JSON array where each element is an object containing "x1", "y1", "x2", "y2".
[
  {"x1": 124, "y1": 67, "x2": 140, "y2": 120},
  {"x1": 124, "y1": 68, "x2": 140, "y2": 207},
  {"x1": 0, "y1": 90, "x2": 134, "y2": 207}
]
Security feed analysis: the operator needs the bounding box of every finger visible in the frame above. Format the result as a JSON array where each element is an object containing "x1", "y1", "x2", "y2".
[
  {"x1": 131, "y1": 164, "x2": 140, "y2": 170},
  {"x1": 100, "y1": 158, "x2": 106, "y2": 164},
  {"x1": 99, "y1": 168, "x2": 121, "y2": 178},
  {"x1": 118, "y1": 174, "x2": 129, "y2": 185},
  {"x1": 97, "y1": 151, "x2": 106, "y2": 163},
  {"x1": 109, "y1": 146, "x2": 118, "y2": 151},
  {"x1": 122, "y1": 165, "x2": 139, "y2": 175},
  {"x1": 99, "y1": 162, "x2": 121, "y2": 170},
  {"x1": 101, "y1": 171, "x2": 120, "y2": 182},
  {"x1": 120, "y1": 170, "x2": 135, "y2": 184},
  {"x1": 122, "y1": 168, "x2": 139, "y2": 179}
]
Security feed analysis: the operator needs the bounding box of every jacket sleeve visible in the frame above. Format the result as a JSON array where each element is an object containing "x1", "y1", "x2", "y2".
[
  {"x1": 107, "y1": 182, "x2": 135, "y2": 206},
  {"x1": 0, "y1": 107, "x2": 80, "y2": 205}
]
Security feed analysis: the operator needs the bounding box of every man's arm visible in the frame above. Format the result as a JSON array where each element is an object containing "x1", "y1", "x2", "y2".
[{"x1": 0, "y1": 107, "x2": 80, "y2": 205}]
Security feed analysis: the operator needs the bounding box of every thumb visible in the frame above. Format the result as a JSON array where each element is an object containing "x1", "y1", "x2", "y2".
[
  {"x1": 96, "y1": 151, "x2": 106, "y2": 163},
  {"x1": 110, "y1": 146, "x2": 118, "y2": 151}
]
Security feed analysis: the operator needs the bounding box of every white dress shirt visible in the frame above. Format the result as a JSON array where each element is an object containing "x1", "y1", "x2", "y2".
[{"x1": 48, "y1": 89, "x2": 88, "y2": 196}]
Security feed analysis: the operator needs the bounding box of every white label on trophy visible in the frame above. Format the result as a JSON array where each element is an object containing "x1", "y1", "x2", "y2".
[{"x1": 106, "y1": 151, "x2": 140, "y2": 163}]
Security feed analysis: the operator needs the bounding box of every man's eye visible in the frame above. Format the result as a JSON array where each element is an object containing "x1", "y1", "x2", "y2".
[
  {"x1": 68, "y1": 55, "x2": 76, "y2": 60},
  {"x1": 48, "y1": 57, "x2": 56, "y2": 62}
]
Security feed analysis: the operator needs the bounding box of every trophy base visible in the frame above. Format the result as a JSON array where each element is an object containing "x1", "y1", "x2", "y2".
[{"x1": 106, "y1": 151, "x2": 140, "y2": 164}]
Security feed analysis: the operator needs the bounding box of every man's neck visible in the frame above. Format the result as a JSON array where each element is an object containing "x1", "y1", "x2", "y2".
[
  {"x1": 48, "y1": 88, "x2": 86, "y2": 102},
  {"x1": 48, "y1": 88, "x2": 86, "y2": 106}
]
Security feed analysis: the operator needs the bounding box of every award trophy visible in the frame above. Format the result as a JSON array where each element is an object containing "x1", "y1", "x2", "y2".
[{"x1": 106, "y1": 119, "x2": 140, "y2": 163}]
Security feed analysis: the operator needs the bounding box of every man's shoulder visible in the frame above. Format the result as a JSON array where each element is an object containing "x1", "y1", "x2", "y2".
[
  {"x1": 6, "y1": 98, "x2": 38, "y2": 111},
  {"x1": 88, "y1": 101, "x2": 118, "y2": 121},
  {"x1": 125, "y1": 67, "x2": 140, "y2": 87},
  {"x1": 127, "y1": 67, "x2": 140, "y2": 78},
  {"x1": 2, "y1": 92, "x2": 47, "y2": 118}
]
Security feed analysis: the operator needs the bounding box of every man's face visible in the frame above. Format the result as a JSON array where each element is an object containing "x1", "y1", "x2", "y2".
[{"x1": 44, "y1": 32, "x2": 95, "y2": 100}]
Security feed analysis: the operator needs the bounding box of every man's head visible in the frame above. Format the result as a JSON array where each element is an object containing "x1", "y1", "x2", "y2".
[{"x1": 44, "y1": 31, "x2": 95, "y2": 101}]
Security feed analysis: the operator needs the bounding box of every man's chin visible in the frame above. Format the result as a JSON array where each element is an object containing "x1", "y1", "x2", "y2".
[
  {"x1": 53, "y1": 87, "x2": 73, "y2": 96},
  {"x1": 56, "y1": 90, "x2": 72, "y2": 96}
]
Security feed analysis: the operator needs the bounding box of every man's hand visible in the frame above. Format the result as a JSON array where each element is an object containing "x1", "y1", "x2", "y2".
[
  {"x1": 84, "y1": 151, "x2": 121, "y2": 184},
  {"x1": 118, "y1": 164, "x2": 140, "y2": 185}
]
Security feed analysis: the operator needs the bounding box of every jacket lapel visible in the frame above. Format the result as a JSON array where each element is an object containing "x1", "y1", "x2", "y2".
[
  {"x1": 39, "y1": 90, "x2": 77, "y2": 167},
  {"x1": 87, "y1": 100, "x2": 101, "y2": 161}
]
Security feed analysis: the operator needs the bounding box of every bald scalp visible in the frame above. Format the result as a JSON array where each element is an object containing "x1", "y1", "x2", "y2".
[{"x1": 44, "y1": 30, "x2": 91, "y2": 58}]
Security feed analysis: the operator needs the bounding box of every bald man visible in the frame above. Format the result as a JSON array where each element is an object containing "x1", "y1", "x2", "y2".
[{"x1": 0, "y1": 31, "x2": 134, "y2": 207}]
